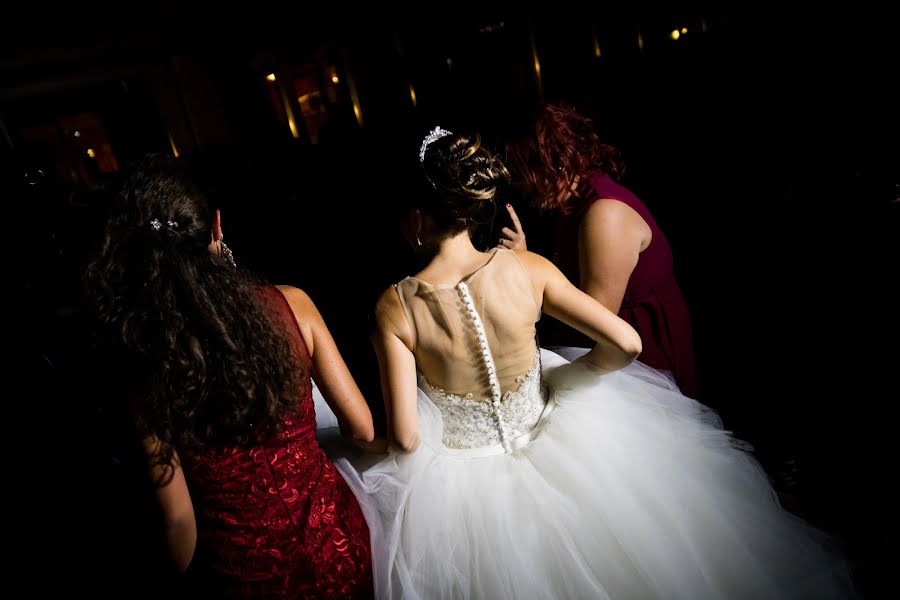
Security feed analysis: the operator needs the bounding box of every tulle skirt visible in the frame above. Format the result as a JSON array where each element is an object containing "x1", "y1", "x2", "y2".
[{"x1": 326, "y1": 350, "x2": 855, "y2": 599}]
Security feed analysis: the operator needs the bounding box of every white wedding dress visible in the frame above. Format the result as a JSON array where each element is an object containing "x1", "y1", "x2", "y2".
[{"x1": 332, "y1": 249, "x2": 855, "y2": 599}]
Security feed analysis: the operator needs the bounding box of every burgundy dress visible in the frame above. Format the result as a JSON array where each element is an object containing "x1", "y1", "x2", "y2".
[
  {"x1": 545, "y1": 172, "x2": 697, "y2": 398},
  {"x1": 181, "y1": 287, "x2": 373, "y2": 599}
]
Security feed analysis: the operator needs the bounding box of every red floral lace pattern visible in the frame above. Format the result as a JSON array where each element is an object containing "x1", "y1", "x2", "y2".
[
  {"x1": 182, "y1": 288, "x2": 372, "y2": 598},
  {"x1": 186, "y1": 417, "x2": 372, "y2": 597}
]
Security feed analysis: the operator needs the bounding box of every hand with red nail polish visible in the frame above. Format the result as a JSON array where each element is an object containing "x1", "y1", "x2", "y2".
[{"x1": 497, "y1": 203, "x2": 527, "y2": 251}]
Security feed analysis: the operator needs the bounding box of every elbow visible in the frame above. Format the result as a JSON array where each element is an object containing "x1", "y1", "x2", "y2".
[
  {"x1": 584, "y1": 331, "x2": 641, "y2": 372},
  {"x1": 392, "y1": 432, "x2": 420, "y2": 454},
  {"x1": 174, "y1": 549, "x2": 195, "y2": 574},
  {"x1": 353, "y1": 423, "x2": 376, "y2": 443},
  {"x1": 353, "y1": 409, "x2": 375, "y2": 442},
  {"x1": 396, "y1": 440, "x2": 419, "y2": 454},
  {"x1": 612, "y1": 334, "x2": 642, "y2": 369},
  {"x1": 164, "y1": 515, "x2": 197, "y2": 573},
  {"x1": 623, "y1": 335, "x2": 642, "y2": 363},
  {"x1": 340, "y1": 409, "x2": 375, "y2": 443}
]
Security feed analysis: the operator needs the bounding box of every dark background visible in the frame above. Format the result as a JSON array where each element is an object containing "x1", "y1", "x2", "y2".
[{"x1": 2, "y1": 2, "x2": 896, "y2": 597}]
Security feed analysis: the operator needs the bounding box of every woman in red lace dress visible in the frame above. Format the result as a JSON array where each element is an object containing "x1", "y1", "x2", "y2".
[{"x1": 87, "y1": 156, "x2": 374, "y2": 598}]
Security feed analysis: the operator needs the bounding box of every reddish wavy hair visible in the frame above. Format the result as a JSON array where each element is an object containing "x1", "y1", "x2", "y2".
[{"x1": 507, "y1": 104, "x2": 623, "y2": 212}]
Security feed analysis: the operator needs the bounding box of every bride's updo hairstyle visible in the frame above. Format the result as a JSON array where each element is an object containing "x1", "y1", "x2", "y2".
[{"x1": 419, "y1": 129, "x2": 510, "y2": 239}]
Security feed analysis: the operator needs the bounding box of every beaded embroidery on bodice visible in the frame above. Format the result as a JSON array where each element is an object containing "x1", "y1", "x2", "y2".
[
  {"x1": 417, "y1": 282, "x2": 549, "y2": 451},
  {"x1": 420, "y1": 351, "x2": 548, "y2": 450}
]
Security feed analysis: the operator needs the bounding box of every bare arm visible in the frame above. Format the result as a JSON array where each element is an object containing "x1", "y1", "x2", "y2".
[
  {"x1": 277, "y1": 286, "x2": 374, "y2": 443},
  {"x1": 518, "y1": 250, "x2": 642, "y2": 371},
  {"x1": 144, "y1": 438, "x2": 196, "y2": 573},
  {"x1": 578, "y1": 199, "x2": 650, "y2": 314},
  {"x1": 371, "y1": 287, "x2": 420, "y2": 453}
]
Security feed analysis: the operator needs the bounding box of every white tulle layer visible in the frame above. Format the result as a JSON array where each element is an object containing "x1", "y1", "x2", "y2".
[{"x1": 330, "y1": 350, "x2": 855, "y2": 600}]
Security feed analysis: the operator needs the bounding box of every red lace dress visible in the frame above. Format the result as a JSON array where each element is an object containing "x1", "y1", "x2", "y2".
[{"x1": 181, "y1": 287, "x2": 372, "y2": 598}]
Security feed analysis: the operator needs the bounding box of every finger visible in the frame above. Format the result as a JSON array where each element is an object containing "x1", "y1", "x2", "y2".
[
  {"x1": 500, "y1": 227, "x2": 519, "y2": 239},
  {"x1": 498, "y1": 238, "x2": 513, "y2": 248},
  {"x1": 505, "y1": 203, "x2": 524, "y2": 235}
]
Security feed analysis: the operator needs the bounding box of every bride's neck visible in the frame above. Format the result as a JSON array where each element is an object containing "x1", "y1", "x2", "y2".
[{"x1": 432, "y1": 231, "x2": 483, "y2": 265}]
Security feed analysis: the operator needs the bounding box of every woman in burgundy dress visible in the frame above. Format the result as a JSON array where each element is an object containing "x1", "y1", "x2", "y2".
[
  {"x1": 504, "y1": 104, "x2": 697, "y2": 397},
  {"x1": 86, "y1": 156, "x2": 374, "y2": 598}
]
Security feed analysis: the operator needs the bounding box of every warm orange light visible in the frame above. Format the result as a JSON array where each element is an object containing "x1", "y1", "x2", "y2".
[
  {"x1": 637, "y1": 32, "x2": 645, "y2": 50},
  {"x1": 346, "y1": 73, "x2": 364, "y2": 127},
  {"x1": 681, "y1": 27, "x2": 688, "y2": 34},
  {"x1": 409, "y1": 84, "x2": 417, "y2": 106},
  {"x1": 671, "y1": 30, "x2": 681, "y2": 40},
  {"x1": 168, "y1": 133, "x2": 180, "y2": 158},
  {"x1": 86, "y1": 148, "x2": 96, "y2": 158},
  {"x1": 331, "y1": 75, "x2": 339, "y2": 84},
  {"x1": 265, "y1": 73, "x2": 276, "y2": 82}
]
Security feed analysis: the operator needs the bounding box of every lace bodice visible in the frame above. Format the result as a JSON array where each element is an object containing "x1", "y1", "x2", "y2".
[
  {"x1": 393, "y1": 251, "x2": 550, "y2": 452},
  {"x1": 420, "y1": 350, "x2": 548, "y2": 450},
  {"x1": 398, "y1": 267, "x2": 550, "y2": 452}
]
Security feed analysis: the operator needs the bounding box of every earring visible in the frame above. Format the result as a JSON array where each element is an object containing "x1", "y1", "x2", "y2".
[
  {"x1": 220, "y1": 240, "x2": 237, "y2": 268},
  {"x1": 416, "y1": 235, "x2": 422, "y2": 247}
]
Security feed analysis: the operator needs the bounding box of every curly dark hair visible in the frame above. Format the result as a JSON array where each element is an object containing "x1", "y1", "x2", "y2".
[
  {"x1": 506, "y1": 103, "x2": 624, "y2": 213},
  {"x1": 85, "y1": 155, "x2": 305, "y2": 470},
  {"x1": 418, "y1": 131, "x2": 511, "y2": 238}
]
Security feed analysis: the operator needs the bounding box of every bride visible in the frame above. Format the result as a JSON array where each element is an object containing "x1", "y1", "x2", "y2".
[{"x1": 333, "y1": 127, "x2": 856, "y2": 599}]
